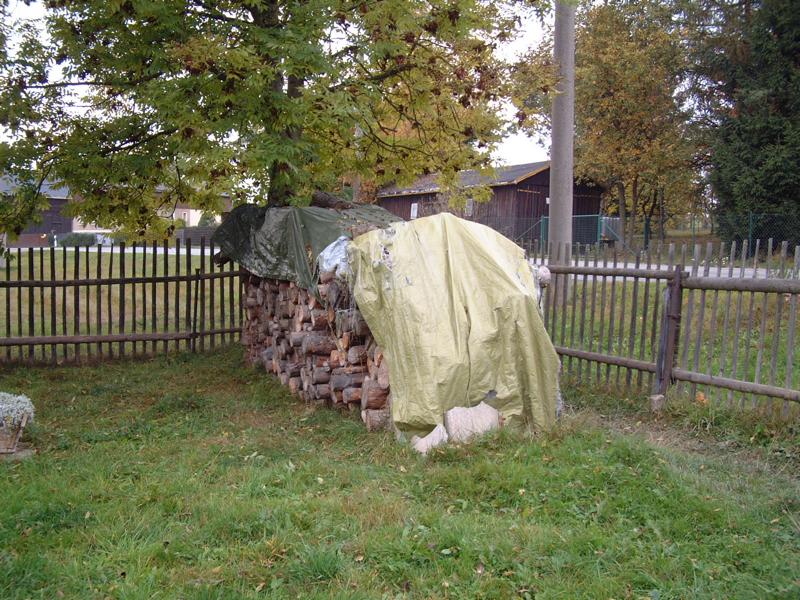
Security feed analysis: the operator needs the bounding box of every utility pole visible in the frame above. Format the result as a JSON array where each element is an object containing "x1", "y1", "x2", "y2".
[{"x1": 549, "y1": 0, "x2": 575, "y2": 278}]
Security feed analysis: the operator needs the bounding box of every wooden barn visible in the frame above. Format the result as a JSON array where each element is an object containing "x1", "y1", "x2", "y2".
[
  {"x1": 0, "y1": 179, "x2": 73, "y2": 247},
  {"x1": 376, "y1": 161, "x2": 604, "y2": 245}
]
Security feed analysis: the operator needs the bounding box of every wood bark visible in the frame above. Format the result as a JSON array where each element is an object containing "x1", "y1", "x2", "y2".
[{"x1": 240, "y1": 273, "x2": 392, "y2": 430}]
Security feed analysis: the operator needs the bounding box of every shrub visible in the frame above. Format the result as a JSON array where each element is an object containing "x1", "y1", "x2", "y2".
[{"x1": 58, "y1": 232, "x2": 97, "y2": 247}]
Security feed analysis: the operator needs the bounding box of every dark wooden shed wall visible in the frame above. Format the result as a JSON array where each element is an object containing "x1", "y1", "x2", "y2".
[
  {"x1": 377, "y1": 168, "x2": 604, "y2": 243},
  {"x1": 20, "y1": 198, "x2": 71, "y2": 235}
]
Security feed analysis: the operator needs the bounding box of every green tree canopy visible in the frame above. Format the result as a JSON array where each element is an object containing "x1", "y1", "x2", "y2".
[
  {"x1": 1, "y1": 0, "x2": 518, "y2": 242},
  {"x1": 686, "y1": 0, "x2": 800, "y2": 242},
  {"x1": 513, "y1": 0, "x2": 701, "y2": 244}
]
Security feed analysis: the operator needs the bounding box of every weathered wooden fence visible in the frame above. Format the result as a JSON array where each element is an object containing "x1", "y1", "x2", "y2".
[
  {"x1": 2, "y1": 233, "x2": 798, "y2": 415},
  {"x1": 0, "y1": 239, "x2": 243, "y2": 364},
  {"x1": 534, "y1": 239, "x2": 800, "y2": 414}
]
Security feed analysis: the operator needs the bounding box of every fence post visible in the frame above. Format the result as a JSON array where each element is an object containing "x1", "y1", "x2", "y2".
[
  {"x1": 596, "y1": 214, "x2": 602, "y2": 244},
  {"x1": 191, "y1": 268, "x2": 200, "y2": 353},
  {"x1": 748, "y1": 212, "x2": 754, "y2": 251},
  {"x1": 654, "y1": 266, "x2": 684, "y2": 397}
]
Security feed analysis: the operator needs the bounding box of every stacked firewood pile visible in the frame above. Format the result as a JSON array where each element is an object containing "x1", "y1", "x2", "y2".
[{"x1": 240, "y1": 271, "x2": 391, "y2": 431}]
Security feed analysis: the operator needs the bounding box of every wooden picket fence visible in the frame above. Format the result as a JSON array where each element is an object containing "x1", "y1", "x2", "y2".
[
  {"x1": 1, "y1": 234, "x2": 798, "y2": 416},
  {"x1": 534, "y1": 239, "x2": 799, "y2": 415},
  {"x1": 0, "y1": 239, "x2": 243, "y2": 364}
]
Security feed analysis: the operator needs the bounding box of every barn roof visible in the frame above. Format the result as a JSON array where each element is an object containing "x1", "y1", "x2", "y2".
[{"x1": 377, "y1": 160, "x2": 550, "y2": 198}]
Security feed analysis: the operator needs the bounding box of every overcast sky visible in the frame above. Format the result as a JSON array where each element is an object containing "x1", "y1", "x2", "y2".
[
  {"x1": 7, "y1": 1, "x2": 551, "y2": 166},
  {"x1": 493, "y1": 13, "x2": 551, "y2": 166}
]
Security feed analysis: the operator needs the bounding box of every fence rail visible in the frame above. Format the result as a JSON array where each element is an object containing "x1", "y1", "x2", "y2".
[
  {"x1": 535, "y1": 239, "x2": 800, "y2": 415},
  {"x1": 0, "y1": 239, "x2": 243, "y2": 364},
  {"x1": 2, "y1": 234, "x2": 798, "y2": 417}
]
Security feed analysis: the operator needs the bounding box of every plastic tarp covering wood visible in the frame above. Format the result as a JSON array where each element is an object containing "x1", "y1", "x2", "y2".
[
  {"x1": 350, "y1": 213, "x2": 560, "y2": 437},
  {"x1": 212, "y1": 204, "x2": 398, "y2": 291}
]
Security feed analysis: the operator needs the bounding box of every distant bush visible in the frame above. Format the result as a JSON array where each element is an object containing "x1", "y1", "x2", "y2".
[
  {"x1": 58, "y1": 233, "x2": 97, "y2": 247},
  {"x1": 198, "y1": 212, "x2": 217, "y2": 227}
]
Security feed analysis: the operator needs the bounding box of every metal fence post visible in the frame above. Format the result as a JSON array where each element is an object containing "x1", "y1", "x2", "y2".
[
  {"x1": 654, "y1": 266, "x2": 683, "y2": 396},
  {"x1": 596, "y1": 214, "x2": 602, "y2": 244}
]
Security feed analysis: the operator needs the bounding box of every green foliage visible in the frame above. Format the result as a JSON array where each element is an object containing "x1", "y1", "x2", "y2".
[
  {"x1": 692, "y1": 0, "x2": 800, "y2": 242},
  {"x1": 0, "y1": 347, "x2": 798, "y2": 598},
  {"x1": 513, "y1": 0, "x2": 702, "y2": 242},
  {"x1": 57, "y1": 232, "x2": 96, "y2": 247},
  {"x1": 197, "y1": 212, "x2": 217, "y2": 227},
  {"x1": 0, "y1": 0, "x2": 519, "y2": 238}
]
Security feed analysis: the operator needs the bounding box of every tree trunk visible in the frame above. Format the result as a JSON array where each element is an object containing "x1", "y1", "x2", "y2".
[
  {"x1": 616, "y1": 181, "x2": 626, "y2": 246},
  {"x1": 549, "y1": 0, "x2": 575, "y2": 304},
  {"x1": 629, "y1": 175, "x2": 639, "y2": 247}
]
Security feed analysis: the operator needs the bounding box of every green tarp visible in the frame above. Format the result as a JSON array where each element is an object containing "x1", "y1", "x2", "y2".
[
  {"x1": 212, "y1": 204, "x2": 398, "y2": 291},
  {"x1": 350, "y1": 213, "x2": 560, "y2": 437}
]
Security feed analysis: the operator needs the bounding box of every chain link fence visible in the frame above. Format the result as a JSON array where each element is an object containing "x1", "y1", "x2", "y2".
[
  {"x1": 468, "y1": 214, "x2": 613, "y2": 251},
  {"x1": 716, "y1": 212, "x2": 800, "y2": 253}
]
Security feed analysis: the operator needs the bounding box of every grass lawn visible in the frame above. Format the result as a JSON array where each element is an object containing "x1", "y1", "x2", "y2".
[{"x1": 1, "y1": 348, "x2": 798, "y2": 599}]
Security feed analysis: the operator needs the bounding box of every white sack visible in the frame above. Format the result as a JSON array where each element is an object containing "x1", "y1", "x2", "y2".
[
  {"x1": 317, "y1": 236, "x2": 352, "y2": 278},
  {"x1": 443, "y1": 401, "x2": 501, "y2": 444},
  {"x1": 410, "y1": 424, "x2": 449, "y2": 454}
]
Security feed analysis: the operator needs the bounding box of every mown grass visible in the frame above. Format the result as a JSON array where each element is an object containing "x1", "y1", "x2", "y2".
[{"x1": 1, "y1": 348, "x2": 799, "y2": 599}]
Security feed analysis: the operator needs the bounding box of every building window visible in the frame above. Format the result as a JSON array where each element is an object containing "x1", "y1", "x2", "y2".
[{"x1": 410, "y1": 202, "x2": 419, "y2": 219}]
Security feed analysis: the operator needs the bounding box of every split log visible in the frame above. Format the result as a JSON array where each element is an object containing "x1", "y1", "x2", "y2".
[
  {"x1": 312, "y1": 367, "x2": 331, "y2": 384},
  {"x1": 289, "y1": 331, "x2": 308, "y2": 347},
  {"x1": 311, "y1": 309, "x2": 331, "y2": 331},
  {"x1": 259, "y1": 347, "x2": 274, "y2": 367},
  {"x1": 330, "y1": 371, "x2": 366, "y2": 391},
  {"x1": 284, "y1": 361, "x2": 302, "y2": 377},
  {"x1": 301, "y1": 334, "x2": 337, "y2": 356},
  {"x1": 342, "y1": 387, "x2": 362, "y2": 404},
  {"x1": 293, "y1": 305, "x2": 311, "y2": 331},
  {"x1": 361, "y1": 376, "x2": 390, "y2": 409},
  {"x1": 339, "y1": 331, "x2": 352, "y2": 351},
  {"x1": 347, "y1": 345, "x2": 368, "y2": 364},
  {"x1": 377, "y1": 361, "x2": 390, "y2": 389},
  {"x1": 362, "y1": 408, "x2": 391, "y2": 432}
]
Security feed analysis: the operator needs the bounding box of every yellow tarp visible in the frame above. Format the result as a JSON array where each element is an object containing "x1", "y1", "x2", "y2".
[{"x1": 349, "y1": 213, "x2": 560, "y2": 437}]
